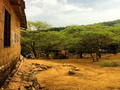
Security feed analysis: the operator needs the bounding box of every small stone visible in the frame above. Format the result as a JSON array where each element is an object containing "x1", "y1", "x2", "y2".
[
  {"x1": 32, "y1": 87, "x2": 36, "y2": 90},
  {"x1": 40, "y1": 66, "x2": 47, "y2": 70},
  {"x1": 29, "y1": 77, "x2": 36, "y2": 82},
  {"x1": 40, "y1": 84, "x2": 45, "y2": 89},
  {"x1": 72, "y1": 68, "x2": 80, "y2": 71},
  {"x1": 38, "y1": 68, "x2": 44, "y2": 71},
  {"x1": 33, "y1": 68, "x2": 39, "y2": 71},
  {"x1": 68, "y1": 70, "x2": 76, "y2": 75},
  {"x1": 24, "y1": 85, "x2": 32, "y2": 90},
  {"x1": 0, "y1": 88, "x2": 4, "y2": 90},
  {"x1": 34, "y1": 63, "x2": 41, "y2": 67},
  {"x1": 28, "y1": 82, "x2": 33, "y2": 86},
  {"x1": 28, "y1": 72, "x2": 33, "y2": 75},
  {"x1": 17, "y1": 72, "x2": 22, "y2": 76},
  {"x1": 11, "y1": 77, "x2": 21, "y2": 82},
  {"x1": 32, "y1": 65, "x2": 36, "y2": 69},
  {"x1": 46, "y1": 65, "x2": 52, "y2": 68},
  {"x1": 19, "y1": 86, "x2": 26, "y2": 90}
]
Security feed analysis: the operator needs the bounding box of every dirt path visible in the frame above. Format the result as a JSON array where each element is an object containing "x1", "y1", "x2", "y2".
[{"x1": 1, "y1": 58, "x2": 120, "y2": 90}]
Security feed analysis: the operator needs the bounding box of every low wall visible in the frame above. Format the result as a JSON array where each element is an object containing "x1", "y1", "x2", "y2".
[{"x1": 0, "y1": 57, "x2": 19, "y2": 88}]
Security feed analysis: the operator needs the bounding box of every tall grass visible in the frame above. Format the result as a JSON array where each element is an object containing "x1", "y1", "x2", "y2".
[{"x1": 100, "y1": 61, "x2": 118, "y2": 67}]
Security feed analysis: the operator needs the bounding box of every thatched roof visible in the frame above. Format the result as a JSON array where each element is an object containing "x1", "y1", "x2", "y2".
[{"x1": 10, "y1": 0, "x2": 27, "y2": 29}]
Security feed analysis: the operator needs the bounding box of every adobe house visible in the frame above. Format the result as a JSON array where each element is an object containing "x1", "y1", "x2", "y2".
[{"x1": 0, "y1": 0, "x2": 27, "y2": 87}]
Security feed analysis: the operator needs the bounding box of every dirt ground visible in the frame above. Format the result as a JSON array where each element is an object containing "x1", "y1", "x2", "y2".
[{"x1": 1, "y1": 53, "x2": 120, "y2": 90}]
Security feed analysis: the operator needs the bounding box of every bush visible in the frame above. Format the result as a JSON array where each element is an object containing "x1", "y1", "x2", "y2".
[{"x1": 100, "y1": 61, "x2": 118, "y2": 67}]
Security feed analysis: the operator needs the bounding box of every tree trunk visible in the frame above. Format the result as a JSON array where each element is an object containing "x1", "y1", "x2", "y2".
[
  {"x1": 32, "y1": 47, "x2": 37, "y2": 58},
  {"x1": 46, "y1": 52, "x2": 50, "y2": 59},
  {"x1": 31, "y1": 42, "x2": 37, "y2": 58},
  {"x1": 89, "y1": 53, "x2": 95, "y2": 62},
  {"x1": 79, "y1": 51, "x2": 83, "y2": 59},
  {"x1": 98, "y1": 50, "x2": 101, "y2": 58},
  {"x1": 96, "y1": 49, "x2": 101, "y2": 61},
  {"x1": 96, "y1": 52, "x2": 99, "y2": 61}
]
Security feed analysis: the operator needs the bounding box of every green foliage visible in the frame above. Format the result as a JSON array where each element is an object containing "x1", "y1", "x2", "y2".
[
  {"x1": 21, "y1": 20, "x2": 120, "y2": 59},
  {"x1": 27, "y1": 21, "x2": 52, "y2": 31},
  {"x1": 21, "y1": 30, "x2": 62, "y2": 58},
  {"x1": 47, "y1": 27, "x2": 65, "y2": 31},
  {"x1": 100, "y1": 61, "x2": 118, "y2": 67},
  {"x1": 102, "y1": 20, "x2": 120, "y2": 26}
]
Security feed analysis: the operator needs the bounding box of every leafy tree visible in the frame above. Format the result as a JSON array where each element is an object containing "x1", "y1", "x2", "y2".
[
  {"x1": 37, "y1": 31, "x2": 63, "y2": 58},
  {"x1": 32, "y1": 21, "x2": 52, "y2": 31},
  {"x1": 27, "y1": 21, "x2": 34, "y2": 30},
  {"x1": 27, "y1": 21, "x2": 52, "y2": 31},
  {"x1": 21, "y1": 30, "x2": 39, "y2": 58},
  {"x1": 21, "y1": 30, "x2": 62, "y2": 58},
  {"x1": 79, "y1": 30, "x2": 114, "y2": 61},
  {"x1": 21, "y1": 19, "x2": 120, "y2": 61}
]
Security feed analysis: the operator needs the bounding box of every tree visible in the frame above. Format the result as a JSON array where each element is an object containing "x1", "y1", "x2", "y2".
[
  {"x1": 21, "y1": 30, "x2": 39, "y2": 58},
  {"x1": 60, "y1": 24, "x2": 115, "y2": 61},
  {"x1": 27, "y1": 21, "x2": 34, "y2": 30},
  {"x1": 21, "y1": 30, "x2": 63, "y2": 59},
  {"x1": 37, "y1": 31, "x2": 63, "y2": 59},
  {"x1": 59, "y1": 26, "x2": 83, "y2": 58},
  {"x1": 79, "y1": 30, "x2": 114, "y2": 61},
  {"x1": 21, "y1": 19, "x2": 120, "y2": 60},
  {"x1": 27, "y1": 21, "x2": 52, "y2": 31},
  {"x1": 32, "y1": 21, "x2": 52, "y2": 31}
]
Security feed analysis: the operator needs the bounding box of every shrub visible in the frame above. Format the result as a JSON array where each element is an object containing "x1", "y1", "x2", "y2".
[{"x1": 100, "y1": 61, "x2": 118, "y2": 67}]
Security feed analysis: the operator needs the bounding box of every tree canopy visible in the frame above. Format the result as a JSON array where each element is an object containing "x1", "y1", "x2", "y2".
[{"x1": 21, "y1": 20, "x2": 120, "y2": 61}]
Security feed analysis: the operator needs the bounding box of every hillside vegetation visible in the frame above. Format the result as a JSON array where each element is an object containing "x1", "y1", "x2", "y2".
[{"x1": 21, "y1": 20, "x2": 120, "y2": 61}]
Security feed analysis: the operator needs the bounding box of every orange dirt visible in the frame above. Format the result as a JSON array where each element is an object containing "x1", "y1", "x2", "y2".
[{"x1": 2, "y1": 53, "x2": 120, "y2": 90}]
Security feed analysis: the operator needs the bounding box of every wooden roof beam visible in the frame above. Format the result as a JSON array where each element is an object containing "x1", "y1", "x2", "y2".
[
  {"x1": 9, "y1": 0, "x2": 27, "y2": 29},
  {"x1": 10, "y1": 0, "x2": 21, "y2": 5}
]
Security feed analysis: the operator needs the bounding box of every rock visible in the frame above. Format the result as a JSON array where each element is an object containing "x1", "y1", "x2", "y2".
[
  {"x1": 28, "y1": 72, "x2": 33, "y2": 75},
  {"x1": 46, "y1": 65, "x2": 52, "y2": 68},
  {"x1": 24, "y1": 85, "x2": 32, "y2": 90},
  {"x1": 19, "y1": 86, "x2": 26, "y2": 90},
  {"x1": 32, "y1": 87, "x2": 36, "y2": 90},
  {"x1": 38, "y1": 68, "x2": 44, "y2": 71},
  {"x1": 32, "y1": 78, "x2": 44, "y2": 90},
  {"x1": 63, "y1": 64, "x2": 76, "y2": 68},
  {"x1": 72, "y1": 68, "x2": 80, "y2": 71},
  {"x1": 8, "y1": 77, "x2": 12, "y2": 80},
  {"x1": 34, "y1": 63, "x2": 41, "y2": 67},
  {"x1": 32, "y1": 65, "x2": 36, "y2": 69},
  {"x1": 40, "y1": 66, "x2": 47, "y2": 70},
  {"x1": 0, "y1": 88, "x2": 4, "y2": 90},
  {"x1": 11, "y1": 77, "x2": 21, "y2": 82},
  {"x1": 29, "y1": 76, "x2": 36, "y2": 82},
  {"x1": 33, "y1": 68, "x2": 39, "y2": 71},
  {"x1": 40, "y1": 84, "x2": 45, "y2": 89},
  {"x1": 17, "y1": 72, "x2": 22, "y2": 76},
  {"x1": 28, "y1": 82, "x2": 33, "y2": 86},
  {"x1": 63, "y1": 64, "x2": 69, "y2": 66},
  {"x1": 68, "y1": 70, "x2": 76, "y2": 75}
]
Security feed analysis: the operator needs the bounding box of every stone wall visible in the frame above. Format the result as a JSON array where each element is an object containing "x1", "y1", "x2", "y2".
[{"x1": 0, "y1": 0, "x2": 21, "y2": 87}]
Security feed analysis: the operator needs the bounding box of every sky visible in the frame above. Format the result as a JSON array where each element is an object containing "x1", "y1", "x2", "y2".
[{"x1": 25, "y1": 0, "x2": 120, "y2": 27}]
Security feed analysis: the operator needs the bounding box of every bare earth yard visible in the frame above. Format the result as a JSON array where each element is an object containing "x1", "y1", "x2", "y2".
[{"x1": 2, "y1": 53, "x2": 120, "y2": 90}]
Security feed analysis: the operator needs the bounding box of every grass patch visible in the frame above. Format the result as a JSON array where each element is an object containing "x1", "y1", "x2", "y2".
[{"x1": 100, "y1": 61, "x2": 118, "y2": 67}]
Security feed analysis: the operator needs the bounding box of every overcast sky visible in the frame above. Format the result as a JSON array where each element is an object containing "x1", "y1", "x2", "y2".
[{"x1": 25, "y1": 0, "x2": 120, "y2": 27}]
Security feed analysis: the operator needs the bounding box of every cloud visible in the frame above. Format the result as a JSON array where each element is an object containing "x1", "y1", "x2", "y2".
[
  {"x1": 25, "y1": 0, "x2": 120, "y2": 27},
  {"x1": 30, "y1": 0, "x2": 40, "y2": 4},
  {"x1": 26, "y1": 5, "x2": 43, "y2": 16}
]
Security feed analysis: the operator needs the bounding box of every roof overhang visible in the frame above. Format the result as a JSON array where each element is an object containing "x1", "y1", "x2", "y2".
[{"x1": 10, "y1": 0, "x2": 27, "y2": 29}]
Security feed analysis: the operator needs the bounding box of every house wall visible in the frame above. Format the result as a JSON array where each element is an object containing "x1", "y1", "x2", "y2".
[{"x1": 0, "y1": 0, "x2": 21, "y2": 86}]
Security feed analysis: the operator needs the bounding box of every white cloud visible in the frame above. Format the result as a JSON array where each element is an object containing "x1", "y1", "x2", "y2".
[
  {"x1": 26, "y1": 5, "x2": 43, "y2": 17},
  {"x1": 30, "y1": 0, "x2": 40, "y2": 4},
  {"x1": 61, "y1": 4, "x2": 82, "y2": 12},
  {"x1": 60, "y1": 0, "x2": 68, "y2": 3},
  {"x1": 25, "y1": 0, "x2": 120, "y2": 27}
]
